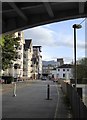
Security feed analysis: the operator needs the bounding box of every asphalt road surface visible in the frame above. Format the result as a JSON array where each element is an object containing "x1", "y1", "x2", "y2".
[{"x1": 2, "y1": 80, "x2": 59, "y2": 118}]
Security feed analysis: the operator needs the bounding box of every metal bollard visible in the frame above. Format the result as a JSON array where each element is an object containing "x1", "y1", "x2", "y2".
[
  {"x1": 47, "y1": 84, "x2": 50, "y2": 100},
  {"x1": 13, "y1": 83, "x2": 16, "y2": 97}
]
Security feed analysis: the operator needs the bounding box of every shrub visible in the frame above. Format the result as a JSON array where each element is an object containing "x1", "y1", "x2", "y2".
[{"x1": 2, "y1": 76, "x2": 14, "y2": 84}]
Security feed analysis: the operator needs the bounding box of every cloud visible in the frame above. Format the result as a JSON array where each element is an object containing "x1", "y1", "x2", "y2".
[
  {"x1": 24, "y1": 26, "x2": 55, "y2": 46},
  {"x1": 24, "y1": 26, "x2": 85, "y2": 49}
]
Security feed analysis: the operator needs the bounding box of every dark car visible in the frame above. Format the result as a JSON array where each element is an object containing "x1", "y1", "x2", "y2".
[{"x1": 41, "y1": 77, "x2": 47, "y2": 80}]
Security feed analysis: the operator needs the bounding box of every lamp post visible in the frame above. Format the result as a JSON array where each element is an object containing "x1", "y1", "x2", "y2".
[{"x1": 72, "y1": 24, "x2": 82, "y2": 89}]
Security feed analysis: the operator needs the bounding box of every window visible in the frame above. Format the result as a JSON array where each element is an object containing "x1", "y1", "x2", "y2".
[
  {"x1": 31, "y1": 65, "x2": 33, "y2": 67},
  {"x1": 23, "y1": 61, "x2": 26, "y2": 64},
  {"x1": 58, "y1": 69, "x2": 60, "y2": 71},
  {"x1": 24, "y1": 54, "x2": 26, "y2": 58},
  {"x1": 19, "y1": 45, "x2": 22, "y2": 50},
  {"x1": 15, "y1": 53, "x2": 18, "y2": 59},
  {"x1": 52, "y1": 74, "x2": 54, "y2": 78},
  {"x1": 63, "y1": 69, "x2": 65, "y2": 71},
  {"x1": 18, "y1": 55, "x2": 21, "y2": 59},
  {"x1": 18, "y1": 32, "x2": 21, "y2": 36},
  {"x1": 14, "y1": 64, "x2": 20, "y2": 69},
  {"x1": 63, "y1": 73, "x2": 65, "y2": 78},
  {"x1": 67, "y1": 69, "x2": 69, "y2": 71}
]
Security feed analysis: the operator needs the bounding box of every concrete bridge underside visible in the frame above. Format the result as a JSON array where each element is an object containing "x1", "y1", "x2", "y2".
[{"x1": 2, "y1": 2, "x2": 87, "y2": 34}]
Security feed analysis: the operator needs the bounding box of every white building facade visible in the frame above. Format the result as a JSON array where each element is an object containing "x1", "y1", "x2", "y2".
[
  {"x1": 23, "y1": 39, "x2": 33, "y2": 79},
  {"x1": 50, "y1": 64, "x2": 73, "y2": 80},
  {"x1": 56, "y1": 64, "x2": 73, "y2": 80},
  {"x1": 13, "y1": 31, "x2": 25, "y2": 78},
  {"x1": 32, "y1": 46, "x2": 42, "y2": 79}
]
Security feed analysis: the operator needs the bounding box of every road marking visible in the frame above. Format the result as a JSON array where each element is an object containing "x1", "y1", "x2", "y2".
[{"x1": 54, "y1": 84, "x2": 59, "y2": 119}]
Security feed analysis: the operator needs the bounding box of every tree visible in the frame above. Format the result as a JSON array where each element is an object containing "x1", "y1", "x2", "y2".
[
  {"x1": 78, "y1": 57, "x2": 87, "y2": 65},
  {"x1": 0, "y1": 35, "x2": 5, "y2": 46},
  {"x1": 76, "y1": 57, "x2": 87, "y2": 83},
  {"x1": 1, "y1": 33, "x2": 20, "y2": 70}
]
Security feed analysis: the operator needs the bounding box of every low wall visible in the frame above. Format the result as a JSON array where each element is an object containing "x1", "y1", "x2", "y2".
[{"x1": 60, "y1": 80, "x2": 87, "y2": 118}]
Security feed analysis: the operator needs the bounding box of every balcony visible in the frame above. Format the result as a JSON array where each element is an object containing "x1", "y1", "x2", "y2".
[
  {"x1": 24, "y1": 54, "x2": 26, "y2": 58},
  {"x1": 14, "y1": 64, "x2": 20, "y2": 69}
]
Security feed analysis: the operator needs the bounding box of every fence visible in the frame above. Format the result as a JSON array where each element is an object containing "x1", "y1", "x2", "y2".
[{"x1": 59, "y1": 80, "x2": 87, "y2": 118}]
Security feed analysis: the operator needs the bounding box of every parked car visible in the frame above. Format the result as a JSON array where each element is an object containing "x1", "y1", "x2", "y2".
[
  {"x1": 17, "y1": 77, "x2": 23, "y2": 82},
  {"x1": 41, "y1": 76, "x2": 47, "y2": 80}
]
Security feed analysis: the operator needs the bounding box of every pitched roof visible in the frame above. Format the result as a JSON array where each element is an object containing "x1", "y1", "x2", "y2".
[
  {"x1": 57, "y1": 64, "x2": 73, "y2": 68},
  {"x1": 24, "y1": 39, "x2": 32, "y2": 50}
]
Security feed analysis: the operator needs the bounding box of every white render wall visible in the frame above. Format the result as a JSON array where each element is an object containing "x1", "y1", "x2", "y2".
[
  {"x1": 23, "y1": 42, "x2": 33, "y2": 78},
  {"x1": 39, "y1": 56, "x2": 42, "y2": 75},
  {"x1": 13, "y1": 31, "x2": 24, "y2": 78},
  {"x1": 50, "y1": 67, "x2": 72, "y2": 80},
  {"x1": 56, "y1": 68, "x2": 72, "y2": 80},
  {"x1": 33, "y1": 47, "x2": 42, "y2": 79}
]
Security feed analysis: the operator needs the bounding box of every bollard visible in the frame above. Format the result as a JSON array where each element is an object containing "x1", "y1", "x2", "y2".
[
  {"x1": 47, "y1": 84, "x2": 50, "y2": 100},
  {"x1": 13, "y1": 83, "x2": 16, "y2": 97}
]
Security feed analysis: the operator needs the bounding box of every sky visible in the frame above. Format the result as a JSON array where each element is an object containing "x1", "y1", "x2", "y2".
[{"x1": 23, "y1": 18, "x2": 86, "y2": 64}]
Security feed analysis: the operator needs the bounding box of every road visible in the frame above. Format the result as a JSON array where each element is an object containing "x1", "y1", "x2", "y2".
[{"x1": 2, "y1": 79, "x2": 72, "y2": 119}]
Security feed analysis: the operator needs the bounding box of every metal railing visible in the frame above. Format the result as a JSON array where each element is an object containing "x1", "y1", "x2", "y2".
[{"x1": 59, "y1": 80, "x2": 87, "y2": 118}]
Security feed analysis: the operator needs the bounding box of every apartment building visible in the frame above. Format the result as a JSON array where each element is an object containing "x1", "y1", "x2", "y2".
[
  {"x1": 23, "y1": 39, "x2": 33, "y2": 79},
  {"x1": 32, "y1": 46, "x2": 42, "y2": 79},
  {"x1": 2, "y1": 32, "x2": 42, "y2": 80},
  {"x1": 2, "y1": 31, "x2": 25, "y2": 79}
]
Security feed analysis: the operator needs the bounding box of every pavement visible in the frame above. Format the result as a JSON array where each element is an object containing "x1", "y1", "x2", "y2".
[
  {"x1": 1, "y1": 80, "x2": 36, "y2": 94},
  {"x1": 1, "y1": 80, "x2": 72, "y2": 119}
]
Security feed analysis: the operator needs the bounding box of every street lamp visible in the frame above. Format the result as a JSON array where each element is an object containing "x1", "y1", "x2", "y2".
[{"x1": 72, "y1": 24, "x2": 82, "y2": 89}]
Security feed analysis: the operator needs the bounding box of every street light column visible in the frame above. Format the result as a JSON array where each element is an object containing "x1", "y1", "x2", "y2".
[
  {"x1": 73, "y1": 26, "x2": 77, "y2": 89},
  {"x1": 72, "y1": 24, "x2": 82, "y2": 90}
]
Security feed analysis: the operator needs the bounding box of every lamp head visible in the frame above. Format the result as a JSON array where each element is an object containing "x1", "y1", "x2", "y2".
[{"x1": 72, "y1": 24, "x2": 82, "y2": 29}]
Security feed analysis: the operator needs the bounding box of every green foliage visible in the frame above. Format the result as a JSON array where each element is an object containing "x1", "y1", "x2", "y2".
[
  {"x1": 77, "y1": 65, "x2": 87, "y2": 79},
  {"x1": 76, "y1": 58, "x2": 87, "y2": 83},
  {"x1": 77, "y1": 58, "x2": 87, "y2": 79},
  {"x1": 0, "y1": 35, "x2": 5, "y2": 46},
  {"x1": 2, "y1": 33, "x2": 20, "y2": 70},
  {"x1": 78, "y1": 57, "x2": 87, "y2": 65}
]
